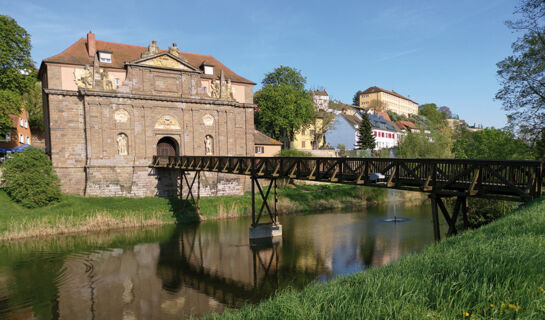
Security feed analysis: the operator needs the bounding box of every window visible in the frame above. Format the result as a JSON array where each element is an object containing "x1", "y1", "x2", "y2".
[
  {"x1": 26, "y1": 136, "x2": 30, "y2": 144},
  {"x1": 20, "y1": 118, "x2": 24, "y2": 126},
  {"x1": 99, "y1": 51, "x2": 112, "y2": 63},
  {"x1": 204, "y1": 65, "x2": 214, "y2": 75},
  {"x1": 115, "y1": 78, "x2": 120, "y2": 85},
  {"x1": 24, "y1": 120, "x2": 28, "y2": 128},
  {"x1": 255, "y1": 146, "x2": 264, "y2": 154},
  {"x1": 0, "y1": 132, "x2": 10, "y2": 142},
  {"x1": 301, "y1": 141, "x2": 306, "y2": 148},
  {"x1": 19, "y1": 133, "x2": 24, "y2": 143}
]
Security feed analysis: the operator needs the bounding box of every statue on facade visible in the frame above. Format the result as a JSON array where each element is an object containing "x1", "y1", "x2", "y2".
[
  {"x1": 117, "y1": 134, "x2": 128, "y2": 155},
  {"x1": 204, "y1": 135, "x2": 213, "y2": 155},
  {"x1": 100, "y1": 69, "x2": 114, "y2": 90},
  {"x1": 209, "y1": 69, "x2": 234, "y2": 101},
  {"x1": 74, "y1": 65, "x2": 93, "y2": 88},
  {"x1": 141, "y1": 40, "x2": 160, "y2": 58}
]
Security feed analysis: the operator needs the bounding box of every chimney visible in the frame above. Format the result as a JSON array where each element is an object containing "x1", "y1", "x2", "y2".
[{"x1": 87, "y1": 31, "x2": 96, "y2": 57}]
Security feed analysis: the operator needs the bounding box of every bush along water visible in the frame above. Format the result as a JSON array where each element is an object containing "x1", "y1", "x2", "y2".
[{"x1": 1, "y1": 147, "x2": 61, "y2": 208}]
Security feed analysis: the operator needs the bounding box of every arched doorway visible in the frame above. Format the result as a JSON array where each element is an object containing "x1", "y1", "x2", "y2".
[{"x1": 156, "y1": 137, "x2": 179, "y2": 156}]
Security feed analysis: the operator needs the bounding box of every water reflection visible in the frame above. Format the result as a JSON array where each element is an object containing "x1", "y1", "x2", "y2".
[{"x1": 0, "y1": 203, "x2": 440, "y2": 319}]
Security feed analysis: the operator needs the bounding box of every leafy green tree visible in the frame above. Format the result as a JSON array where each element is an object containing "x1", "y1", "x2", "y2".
[
  {"x1": 397, "y1": 130, "x2": 453, "y2": 158},
  {"x1": 534, "y1": 129, "x2": 545, "y2": 159},
  {"x1": 418, "y1": 103, "x2": 446, "y2": 127},
  {"x1": 23, "y1": 81, "x2": 43, "y2": 131},
  {"x1": 452, "y1": 128, "x2": 533, "y2": 160},
  {"x1": 496, "y1": 0, "x2": 545, "y2": 140},
  {"x1": 352, "y1": 90, "x2": 363, "y2": 106},
  {"x1": 0, "y1": 15, "x2": 36, "y2": 135},
  {"x1": 0, "y1": 90, "x2": 21, "y2": 135},
  {"x1": 1, "y1": 147, "x2": 61, "y2": 208},
  {"x1": 254, "y1": 83, "x2": 315, "y2": 145},
  {"x1": 261, "y1": 65, "x2": 306, "y2": 92},
  {"x1": 356, "y1": 112, "x2": 375, "y2": 150}
]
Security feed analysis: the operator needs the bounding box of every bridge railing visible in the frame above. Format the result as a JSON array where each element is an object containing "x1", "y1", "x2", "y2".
[{"x1": 151, "y1": 155, "x2": 543, "y2": 201}]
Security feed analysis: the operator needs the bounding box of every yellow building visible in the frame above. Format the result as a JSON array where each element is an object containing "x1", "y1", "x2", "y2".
[
  {"x1": 358, "y1": 86, "x2": 418, "y2": 117},
  {"x1": 254, "y1": 130, "x2": 282, "y2": 156},
  {"x1": 291, "y1": 118, "x2": 325, "y2": 150}
]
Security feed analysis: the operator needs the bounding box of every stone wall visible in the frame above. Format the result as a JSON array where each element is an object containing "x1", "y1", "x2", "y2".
[{"x1": 43, "y1": 59, "x2": 255, "y2": 197}]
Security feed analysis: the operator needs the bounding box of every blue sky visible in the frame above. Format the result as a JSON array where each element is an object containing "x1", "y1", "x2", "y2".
[{"x1": 2, "y1": 0, "x2": 519, "y2": 128}]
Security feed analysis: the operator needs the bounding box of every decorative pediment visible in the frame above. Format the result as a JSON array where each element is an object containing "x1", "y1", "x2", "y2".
[{"x1": 130, "y1": 52, "x2": 199, "y2": 72}]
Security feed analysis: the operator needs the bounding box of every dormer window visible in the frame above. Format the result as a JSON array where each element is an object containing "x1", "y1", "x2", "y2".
[
  {"x1": 204, "y1": 65, "x2": 214, "y2": 75},
  {"x1": 99, "y1": 51, "x2": 112, "y2": 63}
]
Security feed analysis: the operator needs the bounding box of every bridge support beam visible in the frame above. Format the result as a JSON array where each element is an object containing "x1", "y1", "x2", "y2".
[
  {"x1": 430, "y1": 194, "x2": 468, "y2": 242},
  {"x1": 180, "y1": 170, "x2": 201, "y2": 215},
  {"x1": 249, "y1": 177, "x2": 282, "y2": 239}
]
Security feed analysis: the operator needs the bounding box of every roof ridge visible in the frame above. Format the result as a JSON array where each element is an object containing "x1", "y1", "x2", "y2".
[{"x1": 43, "y1": 38, "x2": 86, "y2": 61}]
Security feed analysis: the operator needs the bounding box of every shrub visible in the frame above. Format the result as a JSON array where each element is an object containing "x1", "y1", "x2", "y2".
[
  {"x1": 279, "y1": 149, "x2": 312, "y2": 157},
  {"x1": 1, "y1": 147, "x2": 61, "y2": 208}
]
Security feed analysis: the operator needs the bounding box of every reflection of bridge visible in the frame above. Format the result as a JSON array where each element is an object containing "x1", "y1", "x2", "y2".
[
  {"x1": 152, "y1": 156, "x2": 543, "y2": 240},
  {"x1": 156, "y1": 226, "x2": 319, "y2": 307}
]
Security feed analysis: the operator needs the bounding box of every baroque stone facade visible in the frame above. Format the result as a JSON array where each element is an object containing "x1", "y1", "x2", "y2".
[{"x1": 38, "y1": 33, "x2": 256, "y2": 197}]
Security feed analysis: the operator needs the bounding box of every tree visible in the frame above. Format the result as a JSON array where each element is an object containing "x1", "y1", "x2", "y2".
[
  {"x1": 418, "y1": 103, "x2": 446, "y2": 127},
  {"x1": 352, "y1": 90, "x2": 363, "y2": 106},
  {"x1": 452, "y1": 128, "x2": 533, "y2": 160},
  {"x1": 397, "y1": 129, "x2": 453, "y2": 158},
  {"x1": 254, "y1": 83, "x2": 315, "y2": 145},
  {"x1": 496, "y1": 0, "x2": 545, "y2": 140},
  {"x1": 261, "y1": 66, "x2": 306, "y2": 92},
  {"x1": 368, "y1": 99, "x2": 387, "y2": 112},
  {"x1": 1, "y1": 147, "x2": 61, "y2": 208},
  {"x1": 438, "y1": 106, "x2": 452, "y2": 118},
  {"x1": 0, "y1": 15, "x2": 36, "y2": 135},
  {"x1": 23, "y1": 81, "x2": 43, "y2": 131},
  {"x1": 356, "y1": 112, "x2": 375, "y2": 150}
]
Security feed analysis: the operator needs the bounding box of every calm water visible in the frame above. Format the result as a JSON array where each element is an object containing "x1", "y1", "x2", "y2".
[{"x1": 0, "y1": 202, "x2": 442, "y2": 319}]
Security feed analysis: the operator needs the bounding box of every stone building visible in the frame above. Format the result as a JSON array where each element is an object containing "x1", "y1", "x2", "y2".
[{"x1": 38, "y1": 32, "x2": 256, "y2": 197}]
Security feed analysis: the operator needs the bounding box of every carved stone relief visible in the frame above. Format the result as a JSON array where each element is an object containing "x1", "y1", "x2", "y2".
[
  {"x1": 155, "y1": 115, "x2": 181, "y2": 130},
  {"x1": 205, "y1": 135, "x2": 214, "y2": 155},
  {"x1": 210, "y1": 69, "x2": 235, "y2": 101},
  {"x1": 74, "y1": 65, "x2": 93, "y2": 88},
  {"x1": 114, "y1": 109, "x2": 130, "y2": 123},
  {"x1": 202, "y1": 114, "x2": 214, "y2": 126}
]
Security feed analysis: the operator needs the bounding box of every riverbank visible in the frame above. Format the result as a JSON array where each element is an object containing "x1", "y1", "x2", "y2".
[
  {"x1": 209, "y1": 198, "x2": 545, "y2": 319},
  {"x1": 0, "y1": 184, "x2": 391, "y2": 241}
]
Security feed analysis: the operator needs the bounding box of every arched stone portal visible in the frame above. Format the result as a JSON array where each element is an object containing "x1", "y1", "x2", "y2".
[
  {"x1": 156, "y1": 137, "x2": 179, "y2": 156},
  {"x1": 156, "y1": 137, "x2": 180, "y2": 197}
]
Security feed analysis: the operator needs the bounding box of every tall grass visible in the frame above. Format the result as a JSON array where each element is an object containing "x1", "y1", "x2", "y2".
[
  {"x1": 0, "y1": 184, "x2": 387, "y2": 240},
  {"x1": 208, "y1": 198, "x2": 545, "y2": 319}
]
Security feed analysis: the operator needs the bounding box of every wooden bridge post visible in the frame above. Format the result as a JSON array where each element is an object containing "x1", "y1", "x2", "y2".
[
  {"x1": 430, "y1": 194, "x2": 441, "y2": 242},
  {"x1": 180, "y1": 170, "x2": 184, "y2": 212},
  {"x1": 251, "y1": 176, "x2": 256, "y2": 227},
  {"x1": 197, "y1": 171, "x2": 201, "y2": 214},
  {"x1": 274, "y1": 178, "x2": 278, "y2": 223}
]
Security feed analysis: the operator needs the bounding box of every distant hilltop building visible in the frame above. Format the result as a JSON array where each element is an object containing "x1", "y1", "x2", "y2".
[
  {"x1": 357, "y1": 86, "x2": 418, "y2": 117},
  {"x1": 310, "y1": 90, "x2": 329, "y2": 111},
  {"x1": 38, "y1": 32, "x2": 256, "y2": 197}
]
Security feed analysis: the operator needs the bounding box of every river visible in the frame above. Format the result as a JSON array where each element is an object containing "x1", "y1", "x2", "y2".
[{"x1": 0, "y1": 202, "x2": 443, "y2": 319}]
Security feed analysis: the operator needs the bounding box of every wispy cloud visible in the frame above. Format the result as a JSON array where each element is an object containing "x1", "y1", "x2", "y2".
[{"x1": 376, "y1": 48, "x2": 421, "y2": 62}]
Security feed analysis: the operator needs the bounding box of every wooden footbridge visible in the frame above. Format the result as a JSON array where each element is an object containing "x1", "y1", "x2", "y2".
[{"x1": 151, "y1": 155, "x2": 543, "y2": 241}]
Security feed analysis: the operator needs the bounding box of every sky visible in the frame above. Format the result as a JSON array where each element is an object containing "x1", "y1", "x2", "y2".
[{"x1": 2, "y1": 0, "x2": 521, "y2": 128}]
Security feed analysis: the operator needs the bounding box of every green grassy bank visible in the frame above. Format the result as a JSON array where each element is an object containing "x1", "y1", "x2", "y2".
[
  {"x1": 209, "y1": 199, "x2": 545, "y2": 320},
  {"x1": 0, "y1": 184, "x2": 386, "y2": 241}
]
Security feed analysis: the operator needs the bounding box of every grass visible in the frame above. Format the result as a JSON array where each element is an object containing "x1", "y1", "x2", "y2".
[
  {"x1": 0, "y1": 184, "x2": 386, "y2": 241},
  {"x1": 208, "y1": 198, "x2": 545, "y2": 320}
]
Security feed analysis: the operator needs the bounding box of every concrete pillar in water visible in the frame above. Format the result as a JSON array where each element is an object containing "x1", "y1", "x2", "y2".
[{"x1": 249, "y1": 223, "x2": 282, "y2": 239}]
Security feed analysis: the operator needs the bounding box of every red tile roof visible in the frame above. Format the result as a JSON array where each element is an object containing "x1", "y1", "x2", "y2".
[
  {"x1": 376, "y1": 111, "x2": 391, "y2": 122},
  {"x1": 396, "y1": 120, "x2": 418, "y2": 130},
  {"x1": 361, "y1": 86, "x2": 417, "y2": 105},
  {"x1": 42, "y1": 38, "x2": 255, "y2": 85}
]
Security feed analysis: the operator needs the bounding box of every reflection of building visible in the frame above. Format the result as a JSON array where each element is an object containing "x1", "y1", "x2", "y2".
[
  {"x1": 357, "y1": 86, "x2": 418, "y2": 117},
  {"x1": 38, "y1": 32, "x2": 256, "y2": 197},
  {"x1": 0, "y1": 108, "x2": 31, "y2": 149},
  {"x1": 254, "y1": 130, "x2": 282, "y2": 156}
]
